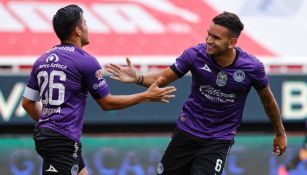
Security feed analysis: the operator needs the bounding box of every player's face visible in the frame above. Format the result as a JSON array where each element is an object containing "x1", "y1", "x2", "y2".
[
  {"x1": 80, "y1": 14, "x2": 89, "y2": 47},
  {"x1": 205, "y1": 23, "x2": 236, "y2": 57}
]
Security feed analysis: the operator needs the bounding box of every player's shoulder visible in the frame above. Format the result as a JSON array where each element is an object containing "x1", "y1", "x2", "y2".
[
  {"x1": 183, "y1": 43, "x2": 207, "y2": 58},
  {"x1": 186, "y1": 43, "x2": 206, "y2": 53},
  {"x1": 35, "y1": 45, "x2": 98, "y2": 69},
  {"x1": 74, "y1": 48, "x2": 97, "y2": 63},
  {"x1": 237, "y1": 47, "x2": 263, "y2": 67},
  {"x1": 33, "y1": 52, "x2": 50, "y2": 66},
  {"x1": 72, "y1": 48, "x2": 101, "y2": 72}
]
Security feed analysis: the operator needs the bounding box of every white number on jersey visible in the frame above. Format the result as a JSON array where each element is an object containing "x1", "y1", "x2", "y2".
[
  {"x1": 215, "y1": 159, "x2": 223, "y2": 172},
  {"x1": 37, "y1": 70, "x2": 66, "y2": 105}
]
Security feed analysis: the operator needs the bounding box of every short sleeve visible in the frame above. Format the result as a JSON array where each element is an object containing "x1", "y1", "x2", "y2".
[
  {"x1": 251, "y1": 59, "x2": 268, "y2": 90},
  {"x1": 23, "y1": 61, "x2": 41, "y2": 101},
  {"x1": 171, "y1": 49, "x2": 193, "y2": 77},
  {"x1": 80, "y1": 56, "x2": 110, "y2": 99}
]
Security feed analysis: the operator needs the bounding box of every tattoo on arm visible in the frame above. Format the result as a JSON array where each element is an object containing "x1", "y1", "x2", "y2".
[{"x1": 258, "y1": 86, "x2": 284, "y2": 135}]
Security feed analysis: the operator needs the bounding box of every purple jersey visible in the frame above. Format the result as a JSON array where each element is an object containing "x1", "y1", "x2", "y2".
[
  {"x1": 172, "y1": 43, "x2": 268, "y2": 140},
  {"x1": 23, "y1": 44, "x2": 109, "y2": 142}
]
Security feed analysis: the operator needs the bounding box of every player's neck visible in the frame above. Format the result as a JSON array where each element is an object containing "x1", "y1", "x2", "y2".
[
  {"x1": 61, "y1": 38, "x2": 82, "y2": 48},
  {"x1": 213, "y1": 49, "x2": 236, "y2": 68}
]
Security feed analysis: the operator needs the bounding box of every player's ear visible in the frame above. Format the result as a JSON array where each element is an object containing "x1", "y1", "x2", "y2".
[
  {"x1": 75, "y1": 26, "x2": 82, "y2": 37},
  {"x1": 228, "y1": 38, "x2": 237, "y2": 49}
]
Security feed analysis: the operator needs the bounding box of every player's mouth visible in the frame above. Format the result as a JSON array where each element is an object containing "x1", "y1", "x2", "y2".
[{"x1": 206, "y1": 44, "x2": 215, "y2": 53}]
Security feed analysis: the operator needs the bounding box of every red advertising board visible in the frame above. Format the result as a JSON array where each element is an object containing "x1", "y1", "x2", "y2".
[{"x1": 0, "y1": 0, "x2": 274, "y2": 57}]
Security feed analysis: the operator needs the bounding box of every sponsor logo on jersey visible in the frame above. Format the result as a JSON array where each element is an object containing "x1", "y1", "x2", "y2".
[
  {"x1": 180, "y1": 114, "x2": 186, "y2": 122},
  {"x1": 93, "y1": 80, "x2": 106, "y2": 90},
  {"x1": 199, "y1": 64, "x2": 211, "y2": 72},
  {"x1": 199, "y1": 85, "x2": 237, "y2": 103},
  {"x1": 46, "y1": 164, "x2": 58, "y2": 173},
  {"x1": 216, "y1": 71, "x2": 227, "y2": 86},
  {"x1": 233, "y1": 70, "x2": 245, "y2": 82},
  {"x1": 46, "y1": 53, "x2": 59, "y2": 63},
  {"x1": 39, "y1": 53, "x2": 67, "y2": 70},
  {"x1": 49, "y1": 46, "x2": 75, "y2": 52},
  {"x1": 42, "y1": 107, "x2": 61, "y2": 115},
  {"x1": 73, "y1": 142, "x2": 79, "y2": 158},
  {"x1": 95, "y1": 69, "x2": 104, "y2": 80}
]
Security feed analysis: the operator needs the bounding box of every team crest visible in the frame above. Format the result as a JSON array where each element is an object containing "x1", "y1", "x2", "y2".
[
  {"x1": 233, "y1": 70, "x2": 245, "y2": 82},
  {"x1": 216, "y1": 71, "x2": 227, "y2": 86},
  {"x1": 71, "y1": 165, "x2": 79, "y2": 175},
  {"x1": 157, "y1": 163, "x2": 164, "y2": 174},
  {"x1": 95, "y1": 69, "x2": 104, "y2": 80}
]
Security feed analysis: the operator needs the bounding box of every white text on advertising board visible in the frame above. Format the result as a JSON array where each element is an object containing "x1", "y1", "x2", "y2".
[
  {"x1": 282, "y1": 81, "x2": 307, "y2": 120},
  {"x1": 0, "y1": 83, "x2": 26, "y2": 121}
]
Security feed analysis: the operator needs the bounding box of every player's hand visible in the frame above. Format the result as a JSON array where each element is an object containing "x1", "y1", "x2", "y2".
[
  {"x1": 273, "y1": 133, "x2": 287, "y2": 156},
  {"x1": 106, "y1": 57, "x2": 138, "y2": 83},
  {"x1": 146, "y1": 82, "x2": 176, "y2": 103}
]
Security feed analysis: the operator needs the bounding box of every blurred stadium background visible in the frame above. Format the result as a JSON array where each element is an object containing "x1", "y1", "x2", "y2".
[{"x1": 0, "y1": 0, "x2": 306, "y2": 174}]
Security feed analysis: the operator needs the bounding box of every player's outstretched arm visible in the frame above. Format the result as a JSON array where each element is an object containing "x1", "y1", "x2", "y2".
[
  {"x1": 257, "y1": 85, "x2": 287, "y2": 156},
  {"x1": 106, "y1": 57, "x2": 139, "y2": 83},
  {"x1": 95, "y1": 82, "x2": 176, "y2": 111},
  {"x1": 106, "y1": 57, "x2": 164, "y2": 87}
]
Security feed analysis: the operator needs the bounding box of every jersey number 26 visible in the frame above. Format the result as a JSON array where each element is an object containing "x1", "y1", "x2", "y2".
[{"x1": 37, "y1": 70, "x2": 66, "y2": 105}]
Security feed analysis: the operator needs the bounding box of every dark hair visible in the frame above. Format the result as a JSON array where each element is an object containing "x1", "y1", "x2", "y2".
[
  {"x1": 52, "y1": 4, "x2": 83, "y2": 42},
  {"x1": 212, "y1": 11, "x2": 244, "y2": 38}
]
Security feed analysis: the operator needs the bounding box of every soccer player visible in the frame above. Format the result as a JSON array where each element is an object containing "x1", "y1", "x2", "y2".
[
  {"x1": 107, "y1": 11, "x2": 287, "y2": 175},
  {"x1": 21, "y1": 4, "x2": 176, "y2": 175}
]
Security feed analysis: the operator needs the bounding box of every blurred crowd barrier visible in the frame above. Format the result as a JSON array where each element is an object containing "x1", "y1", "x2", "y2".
[{"x1": 0, "y1": 135, "x2": 305, "y2": 175}]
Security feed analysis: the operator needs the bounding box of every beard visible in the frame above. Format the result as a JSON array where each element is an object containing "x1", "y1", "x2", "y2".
[
  {"x1": 81, "y1": 39, "x2": 89, "y2": 47},
  {"x1": 207, "y1": 46, "x2": 229, "y2": 57}
]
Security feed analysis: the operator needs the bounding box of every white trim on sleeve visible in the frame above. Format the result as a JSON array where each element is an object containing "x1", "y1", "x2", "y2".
[{"x1": 23, "y1": 86, "x2": 41, "y2": 102}]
